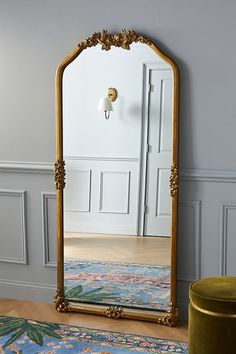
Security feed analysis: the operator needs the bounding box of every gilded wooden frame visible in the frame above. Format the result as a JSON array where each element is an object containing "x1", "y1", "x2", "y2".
[{"x1": 54, "y1": 30, "x2": 179, "y2": 326}]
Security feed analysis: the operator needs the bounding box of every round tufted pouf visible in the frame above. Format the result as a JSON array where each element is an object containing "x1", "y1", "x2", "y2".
[{"x1": 188, "y1": 276, "x2": 236, "y2": 354}]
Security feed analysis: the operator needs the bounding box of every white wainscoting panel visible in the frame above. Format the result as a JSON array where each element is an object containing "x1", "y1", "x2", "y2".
[
  {"x1": 64, "y1": 157, "x2": 139, "y2": 234},
  {"x1": 0, "y1": 190, "x2": 27, "y2": 264},
  {"x1": 41, "y1": 192, "x2": 56, "y2": 267},
  {"x1": 158, "y1": 79, "x2": 172, "y2": 154},
  {"x1": 99, "y1": 171, "x2": 130, "y2": 214},
  {"x1": 156, "y1": 168, "x2": 171, "y2": 216},
  {"x1": 64, "y1": 170, "x2": 91, "y2": 212}
]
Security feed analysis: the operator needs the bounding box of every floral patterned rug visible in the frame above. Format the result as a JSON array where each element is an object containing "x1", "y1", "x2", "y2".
[
  {"x1": 0, "y1": 316, "x2": 188, "y2": 353},
  {"x1": 64, "y1": 259, "x2": 170, "y2": 311}
]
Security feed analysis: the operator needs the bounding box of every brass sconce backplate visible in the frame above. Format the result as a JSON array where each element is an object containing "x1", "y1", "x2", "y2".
[{"x1": 107, "y1": 87, "x2": 117, "y2": 102}]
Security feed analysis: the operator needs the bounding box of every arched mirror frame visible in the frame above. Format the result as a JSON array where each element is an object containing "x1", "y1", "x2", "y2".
[{"x1": 54, "y1": 30, "x2": 179, "y2": 326}]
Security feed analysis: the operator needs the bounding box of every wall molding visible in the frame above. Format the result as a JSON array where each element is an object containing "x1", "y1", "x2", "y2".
[
  {"x1": 41, "y1": 192, "x2": 56, "y2": 268},
  {"x1": 0, "y1": 161, "x2": 54, "y2": 174},
  {"x1": 219, "y1": 202, "x2": 236, "y2": 275},
  {"x1": 2, "y1": 162, "x2": 236, "y2": 182},
  {"x1": 181, "y1": 168, "x2": 236, "y2": 183},
  {"x1": 178, "y1": 200, "x2": 201, "y2": 282},
  {"x1": 0, "y1": 189, "x2": 27, "y2": 264},
  {"x1": 65, "y1": 169, "x2": 91, "y2": 213},
  {"x1": 155, "y1": 168, "x2": 171, "y2": 217},
  {"x1": 64, "y1": 155, "x2": 139, "y2": 163},
  {"x1": 99, "y1": 171, "x2": 131, "y2": 214}
]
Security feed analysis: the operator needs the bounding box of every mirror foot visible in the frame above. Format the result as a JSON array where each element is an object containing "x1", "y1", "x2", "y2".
[
  {"x1": 157, "y1": 304, "x2": 179, "y2": 327},
  {"x1": 54, "y1": 289, "x2": 70, "y2": 312}
]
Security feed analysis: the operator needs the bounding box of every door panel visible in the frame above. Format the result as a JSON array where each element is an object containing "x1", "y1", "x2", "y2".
[{"x1": 144, "y1": 69, "x2": 172, "y2": 236}]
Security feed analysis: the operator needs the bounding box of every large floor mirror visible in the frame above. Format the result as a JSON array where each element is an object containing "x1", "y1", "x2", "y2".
[{"x1": 55, "y1": 30, "x2": 179, "y2": 326}]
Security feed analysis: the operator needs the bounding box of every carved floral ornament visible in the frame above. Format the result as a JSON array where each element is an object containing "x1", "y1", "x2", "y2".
[
  {"x1": 169, "y1": 165, "x2": 179, "y2": 197},
  {"x1": 104, "y1": 306, "x2": 124, "y2": 319},
  {"x1": 78, "y1": 29, "x2": 152, "y2": 51},
  {"x1": 54, "y1": 160, "x2": 66, "y2": 190}
]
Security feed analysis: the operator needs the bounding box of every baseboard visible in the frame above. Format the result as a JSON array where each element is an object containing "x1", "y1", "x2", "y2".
[
  {"x1": 64, "y1": 223, "x2": 137, "y2": 235},
  {"x1": 0, "y1": 279, "x2": 56, "y2": 304}
]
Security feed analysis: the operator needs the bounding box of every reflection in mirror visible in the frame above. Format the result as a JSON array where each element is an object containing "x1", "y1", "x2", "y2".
[{"x1": 62, "y1": 42, "x2": 173, "y2": 313}]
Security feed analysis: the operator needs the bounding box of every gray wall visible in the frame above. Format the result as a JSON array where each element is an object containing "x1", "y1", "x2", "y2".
[{"x1": 1, "y1": 0, "x2": 236, "y2": 319}]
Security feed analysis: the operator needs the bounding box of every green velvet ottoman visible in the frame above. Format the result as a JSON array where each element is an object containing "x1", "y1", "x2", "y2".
[{"x1": 188, "y1": 276, "x2": 236, "y2": 354}]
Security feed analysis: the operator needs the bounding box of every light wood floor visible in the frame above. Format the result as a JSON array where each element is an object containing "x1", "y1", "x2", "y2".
[
  {"x1": 64, "y1": 233, "x2": 170, "y2": 265},
  {"x1": 0, "y1": 298, "x2": 188, "y2": 342}
]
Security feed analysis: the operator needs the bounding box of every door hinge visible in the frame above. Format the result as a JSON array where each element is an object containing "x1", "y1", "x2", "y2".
[
  {"x1": 149, "y1": 84, "x2": 154, "y2": 93},
  {"x1": 144, "y1": 205, "x2": 149, "y2": 214},
  {"x1": 146, "y1": 144, "x2": 151, "y2": 153}
]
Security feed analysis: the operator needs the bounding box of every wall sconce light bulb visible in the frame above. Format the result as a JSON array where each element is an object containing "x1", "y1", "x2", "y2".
[
  {"x1": 98, "y1": 88, "x2": 117, "y2": 119},
  {"x1": 105, "y1": 111, "x2": 110, "y2": 119}
]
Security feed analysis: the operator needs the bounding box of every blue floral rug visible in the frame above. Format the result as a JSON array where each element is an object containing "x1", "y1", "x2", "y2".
[
  {"x1": 64, "y1": 259, "x2": 170, "y2": 311},
  {"x1": 0, "y1": 316, "x2": 188, "y2": 353}
]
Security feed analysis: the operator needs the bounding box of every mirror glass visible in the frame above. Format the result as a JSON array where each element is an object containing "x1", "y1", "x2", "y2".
[{"x1": 63, "y1": 43, "x2": 173, "y2": 313}]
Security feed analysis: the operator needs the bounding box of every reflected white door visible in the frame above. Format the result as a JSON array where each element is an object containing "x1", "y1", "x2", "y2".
[{"x1": 144, "y1": 68, "x2": 172, "y2": 237}]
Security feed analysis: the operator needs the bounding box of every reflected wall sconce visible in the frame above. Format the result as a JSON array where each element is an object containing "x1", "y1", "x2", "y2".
[{"x1": 98, "y1": 87, "x2": 117, "y2": 119}]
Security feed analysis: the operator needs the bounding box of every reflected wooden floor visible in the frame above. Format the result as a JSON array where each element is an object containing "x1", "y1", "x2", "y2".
[
  {"x1": 0, "y1": 298, "x2": 188, "y2": 342},
  {"x1": 64, "y1": 233, "x2": 170, "y2": 265}
]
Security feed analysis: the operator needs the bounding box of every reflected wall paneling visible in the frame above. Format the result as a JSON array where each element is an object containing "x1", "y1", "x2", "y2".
[{"x1": 64, "y1": 158, "x2": 139, "y2": 235}]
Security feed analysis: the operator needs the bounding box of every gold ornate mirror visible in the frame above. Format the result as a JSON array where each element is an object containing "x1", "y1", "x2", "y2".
[{"x1": 55, "y1": 30, "x2": 179, "y2": 326}]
